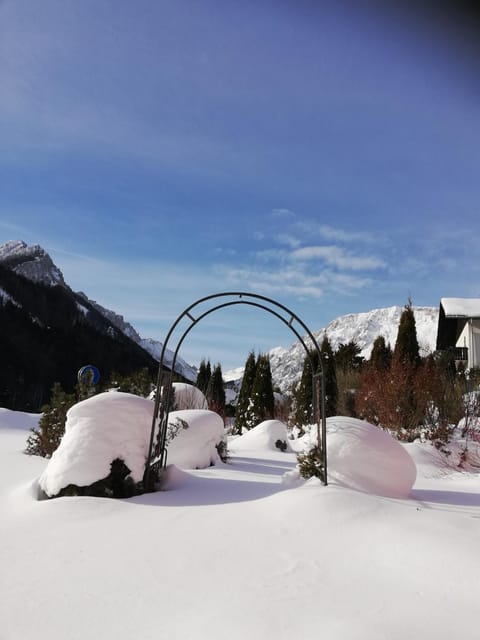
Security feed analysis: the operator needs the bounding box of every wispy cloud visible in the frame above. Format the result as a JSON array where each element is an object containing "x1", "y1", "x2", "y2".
[
  {"x1": 276, "y1": 233, "x2": 301, "y2": 249},
  {"x1": 293, "y1": 220, "x2": 381, "y2": 244},
  {"x1": 291, "y1": 245, "x2": 385, "y2": 270}
]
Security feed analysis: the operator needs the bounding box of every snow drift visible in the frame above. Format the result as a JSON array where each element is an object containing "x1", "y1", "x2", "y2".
[
  {"x1": 231, "y1": 419, "x2": 291, "y2": 452},
  {"x1": 324, "y1": 417, "x2": 417, "y2": 498}
]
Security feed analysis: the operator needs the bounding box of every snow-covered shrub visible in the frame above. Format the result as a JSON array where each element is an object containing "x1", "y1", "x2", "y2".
[
  {"x1": 297, "y1": 446, "x2": 324, "y2": 480},
  {"x1": 231, "y1": 420, "x2": 291, "y2": 452},
  {"x1": 38, "y1": 393, "x2": 227, "y2": 499},
  {"x1": 165, "y1": 409, "x2": 226, "y2": 469},
  {"x1": 324, "y1": 417, "x2": 417, "y2": 497},
  {"x1": 171, "y1": 383, "x2": 208, "y2": 410},
  {"x1": 38, "y1": 392, "x2": 154, "y2": 498}
]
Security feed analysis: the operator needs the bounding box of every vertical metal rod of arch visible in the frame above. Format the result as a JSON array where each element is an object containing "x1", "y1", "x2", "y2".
[{"x1": 143, "y1": 292, "x2": 328, "y2": 489}]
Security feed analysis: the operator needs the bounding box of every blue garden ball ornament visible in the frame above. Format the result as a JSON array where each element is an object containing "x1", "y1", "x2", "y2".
[{"x1": 77, "y1": 365, "x2": 100, "y2": 385}]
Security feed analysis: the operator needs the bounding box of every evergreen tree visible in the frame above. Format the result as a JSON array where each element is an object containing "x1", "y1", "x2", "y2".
[
  {"x1": 335, "y1": 341, "x2": 363, "y2": 373},
  {"x1": 321, "y1": 335, "x2": 337, "y2": 417},
  {"x1": 25, "y1": 382, "x2": 76, "y2": 457},
  {"x1": 394, "y1": 301, "x2": 420, "y2": 367},
  {"x1": 370, "y1": 336, "x2": 392, "y2": 371},
  {"x1": 206, "y1": 363, "x2": 226, "y2": 419},
  {"x1": 245, "y1": 354, "x2": 274, "y2": 427},
  {"x1": 196, "y1": 359, "x2": 211, "y2": 395},
  {"x1": 293, "y1": 350, "x2": 320, "y2": 427},
  {"x1": 108, "y1": 368, "x2": 153, "y2": 397},
  {"x1": 234, "y1": 351, "x2": 257, "y2": 434},
  {"x1": 334, "y1": 341, "x2": 363, "y2": 419}
]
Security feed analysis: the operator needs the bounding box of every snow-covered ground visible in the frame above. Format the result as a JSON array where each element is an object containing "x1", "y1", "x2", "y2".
[{"x1": 1, "y1": 407, "x2": 480, "y2": 640}]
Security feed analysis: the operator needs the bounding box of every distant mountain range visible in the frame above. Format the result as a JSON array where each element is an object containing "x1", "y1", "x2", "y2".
[
  {"x1": 1, "y1": 240, "x2": 441, "y2": 408},
  {"x1": 266, "y1": 305, "x2": 439, "y2": 394},
  {"x1": 0, "y1": 240, "x2": 196, "y2": 410}
]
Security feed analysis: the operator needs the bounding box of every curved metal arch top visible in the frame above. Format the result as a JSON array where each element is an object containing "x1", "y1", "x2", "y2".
[{"x1": 143, "y1": 292, "x2": 327, "y2": 489}]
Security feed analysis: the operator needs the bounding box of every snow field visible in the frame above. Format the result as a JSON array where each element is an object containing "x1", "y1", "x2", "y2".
[{"x1": 1, "y1": 404, "x2": 480, "y2": 639}]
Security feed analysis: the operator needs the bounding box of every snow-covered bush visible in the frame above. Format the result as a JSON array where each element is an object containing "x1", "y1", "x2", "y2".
[
  {"x1": 39, "y1": 392, "x2": 154, "y2": 498},
  {"x1": 299, "y1": 417, "x2": 417, "y2": 498},
  {"x1": 171, "y1": 383, "x2": 208, "y2": 410},
  {"x1": 230, "y1": 419, "x2": 291, "y2": 452},
  {"x1": 38, "y1": 393, "x2": 227, "y2": 499},
  {"x1": 165, "y1": 409, "x2": 226, "y2": 469}
]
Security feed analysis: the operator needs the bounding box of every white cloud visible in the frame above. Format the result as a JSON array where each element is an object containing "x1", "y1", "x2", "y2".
[
  {"x1": 276, "y1": 233, "x2": 301, "y2": 249},
  {"x1": 291, "y1": 245, "x2": 385, "y2": 270},
  {"x1": 293, "y1": 220, "x2": 380, "y2": 244}
]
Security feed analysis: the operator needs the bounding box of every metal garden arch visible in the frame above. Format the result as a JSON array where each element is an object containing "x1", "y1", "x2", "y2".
[{"x1": 143, "y1": 292, "x2": 327, "y2": 489}]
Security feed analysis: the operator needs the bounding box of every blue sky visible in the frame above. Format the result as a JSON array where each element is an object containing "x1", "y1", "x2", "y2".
[{"x1": 1, "y1": 0, "x2": 480, "y2": 370}]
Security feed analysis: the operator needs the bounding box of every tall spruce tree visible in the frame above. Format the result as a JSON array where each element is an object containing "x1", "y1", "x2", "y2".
[
  {"x1": 196, "y1": 359, "x2": 211, "y2": 395},
  {"x1": 335, "y1": 341, "x2": 363, "y2": 373},
  {"x1": 321, "y1": 335, "x2": 337, "y2": 417},
  {"x1": 234, "y1": 351, "x2": 257, "y2": 434},
  {"x1": 206, "y1": 363, "x2": 226, "y2": 419},
  {"x1": 293, "y1": 350, "x2": 320, "y2": 427},
  {"x1": 370, "y1": 336, "x2": 392, "y2": 371},
  {"x1": 245, "y1": 354, "x2": 274, "y2": 427},
  {"x1": 394, "y1": 301, "x2": 420, "y2": 367}
]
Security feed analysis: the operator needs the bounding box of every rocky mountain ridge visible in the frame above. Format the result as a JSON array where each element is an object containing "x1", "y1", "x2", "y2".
[
  {"x1": 228, "y1": 305, "x2": 439, "y2": 394},
  {"x1": 0, "y1": 240, "x2": 197, "y2": 381}
]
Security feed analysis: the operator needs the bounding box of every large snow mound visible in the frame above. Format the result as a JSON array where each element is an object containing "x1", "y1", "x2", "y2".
[
  {"x1": 231, "y1": 420, "x2": 291, "y2": 452},
  {"x1": 39, "y1": 392, "x2": 154, "y2": 497},
  {"x1": 171, "y1": 382, "x2": 208, "y2": 410},
  {"x1": 166, "y1": 409, "x2": 225, "y2": 469},
  {"x1": 324, "y1": 417, "x2": 417, "y2": 498}
]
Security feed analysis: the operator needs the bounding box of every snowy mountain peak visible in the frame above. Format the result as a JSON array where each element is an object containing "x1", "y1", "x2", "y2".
[
  {"x1": 0, "y1": 240, "x2": 197, "y2": 381},
  {"x1": 0, "y1": 239, "x2": 66, "y2": 287},
  {"x1": 228, "y1": 305, "x2": 439, "y2": 394}
]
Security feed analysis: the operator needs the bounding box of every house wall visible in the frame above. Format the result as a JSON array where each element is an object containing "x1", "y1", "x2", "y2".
[{"x1": 456, "y1": 319, "x2": 480, "y2": 368}]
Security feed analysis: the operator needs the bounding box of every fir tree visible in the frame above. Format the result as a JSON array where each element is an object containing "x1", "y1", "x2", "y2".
[
  {"x1": 234, "y1": 351, "x2": 257, "y2": 434},
  {"x1": 335, "y1": 341, "x2": 363, "y2": 373},
  {"x1": 206, "y1": 363, "x2": 226, "y2": 420},
  {"x1": 394, "y1": 301, "x2": 420, "y2": 367},
  {"x1": 196, "y1": 359, "x2": 211, "y2": 395},
  {"x1": 108, "y1": 368, "x2": 153, "y2": 397},
  {"x1": 25, "y1": 382, "x2": 76, "y2": 457},
  {"x1": 293, "y1": 350, "x2": 320, "y2": 427},
  {"x1": 321, "y1": 335, "x2": 337, "y2": 417},
  {"x1": 369, "y1": 336, "x2": 392, "y2": 371},
  {"x1": 245, "y1": 354, "x2": 274, "y2": 427}
]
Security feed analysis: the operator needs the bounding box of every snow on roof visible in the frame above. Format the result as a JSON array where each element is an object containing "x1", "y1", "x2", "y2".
[{"x1": 441, "y1": 298, "x2": 480, "y2": 318}]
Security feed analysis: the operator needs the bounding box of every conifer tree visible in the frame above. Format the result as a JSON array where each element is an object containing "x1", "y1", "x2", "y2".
[
  {"x1": 234, "y1": 351, "x2": 257, "y2": 434},
  {"x1": 108, "y1": 368, "x2": 153, "y2": 397},
  {"x1": 321, "y1": 335, "x2": 337, "y2": 417},
  {"x1": 293, "y1": 350, "x2": 320, "y2": 427},
  {"x1": 196, "y1": 359, "x2": 211, "y2": 395},
  {"x1": 206, "y1": 363, "x2": 226, "y2": 419},
  {"x1": 370, "y1": 336, "x2": 392, "y2": 371},
  {"x1": 246, "y1": 354, "x2": 274, "y2": 427},
  {"x1": 335, "y1": 341, "x2": 363, "y2": 373},
  {"x1": 394, "y1": 301, "x2": 420, "y2": 367},
  {"x1": 25, "y1": 382, "x2": 76, "y2": 457}
]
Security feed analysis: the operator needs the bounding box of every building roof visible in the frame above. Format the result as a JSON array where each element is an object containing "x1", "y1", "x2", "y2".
[{"x1": 440, "y1": 298, "x2": 480, "y2": 318}]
